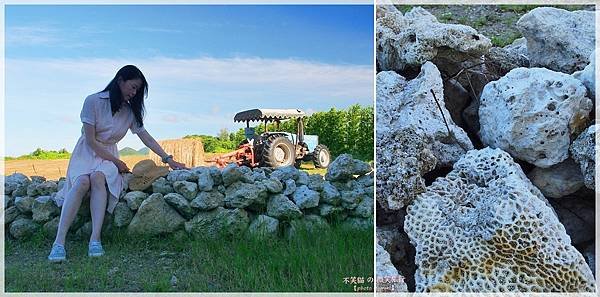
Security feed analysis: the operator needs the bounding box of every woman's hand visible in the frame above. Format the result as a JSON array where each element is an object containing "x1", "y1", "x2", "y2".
[
  {"x1": 113, "y1": 159, "x2": 131, "y2": 173},
  {"x1": 167, "y1": 158, "x2": 188, "y2": 170}
]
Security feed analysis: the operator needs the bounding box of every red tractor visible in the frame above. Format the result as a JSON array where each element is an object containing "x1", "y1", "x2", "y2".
[{"x1": 207, "y1": 109, "x2": 331, "y2": 169}]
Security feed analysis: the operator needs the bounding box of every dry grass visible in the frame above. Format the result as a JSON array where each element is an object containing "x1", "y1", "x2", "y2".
[
  {"x1": 4, "y1": 156, "x2": 148, "y2": 181},
  {"x1": 4, "y1": 153, "x2": 324, "y2": 180}
]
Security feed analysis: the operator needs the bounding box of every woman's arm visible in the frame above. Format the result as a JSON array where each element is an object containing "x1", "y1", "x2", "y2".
[
  {"x1": 137, "y1": 130, "x2": 187, "y2": 170},
  {"x1": 83, "y1": 123, "x2": 130, "y2": 172}
]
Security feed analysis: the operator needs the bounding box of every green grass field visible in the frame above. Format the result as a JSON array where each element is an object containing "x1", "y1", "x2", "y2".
[{"x1": 5, "y1": 224, "x2": 373, "y2": 292}]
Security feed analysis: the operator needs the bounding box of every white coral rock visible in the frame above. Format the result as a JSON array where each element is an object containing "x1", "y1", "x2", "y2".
[
  {"x1": 517, "y1": 7, "x2": 594, "y2": 74},
  {"x1": 377, "y1": 6, "x2": 491, "y2": 72},
  {"x1": 405, "y1": 148, "x2": 595, "y2": 292},
  {"x1": 479, "y1": 67, "x2": 592, "y2": 168},
  {"x1": 377, "y1": 62, "x2": 473, "y2": 167}
]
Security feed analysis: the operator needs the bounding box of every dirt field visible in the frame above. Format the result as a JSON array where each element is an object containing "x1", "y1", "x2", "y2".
[
  {"x1": 4, "y1": 155, "x2": 149, "y2": 181},
  {"x1": 4, "y1": 153, "x2": 325, "y2": 180}
]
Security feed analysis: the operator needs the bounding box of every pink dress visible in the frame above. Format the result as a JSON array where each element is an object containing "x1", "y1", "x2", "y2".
[{"x1": 54, "y1": 91, "x2": 145, "y2": 213}]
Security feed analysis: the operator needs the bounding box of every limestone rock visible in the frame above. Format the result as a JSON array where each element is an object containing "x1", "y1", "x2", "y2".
[
  {"x1": 377, "y1": 127, "x2": 437, "y2": 211},
  {"x1": 173, "y1": 181, "x2": 198, "y2": 200},
  {"x1": 570, "y1": 124, "x2": 596, "y2": 189},
  {"x1": 5, "y1": 173, "x2": 30, "y2": 194},
  {"x1": 503, "y1": 37, "x2": 528, "y2": 60},
  {"x1": 282, "y1": 179, "x2": 296, "y2": 196},
  {"x1": 235, "y1": 166, "x2": 253, "y2": 182},
  {"x1": 113, "y1": 201, "x2": 134, "y2": 227},
  {"x1": 307, "y1": 174, "x2": 324, "y2": 191},
  {"x1": 321, "y1": 181, "x2": 341, "y2": 206},
  {"x1": 190, "y1": 190, "x2": 224, "y2": 211},
  {"x1": 221, "y1": 164, "x2": 243, "y2": 186},
  {"x1": 528, "y1": 159, "x2": 584, "y2": 198},
  {"x1": 266, "y1": 194, "x2": 303, "y2": 220},
  {"x1": 376, "y1": 244, "x2": 409, "y2": 292},
  {"x1": 572, "y1": 51, "x2": 595, "y2": 99},
  {"x1": 296, "y1": 171, "x2": 309, "y2": 186},
  {"x1": 26, "y1": 183, "x2": 41, "y2": 197},
  {"x1": 5, "y1": 206, "x2": 20, "y2": 225},
  {"x1": 5, "y1": 173, "x2": 30, "y2": 197},
  {"x1": 9, "y1": 218, "x2": 40, "y2": 239},
  {"x1": 31, "y1": 176, "x2": 46, "y2": 183},
  {"x1": 127, "y1": 193, "x2": 186, "y2": 236},
  {"x1": 31, "y1": 196, "x2": 60, "y2": 223},
  {"x1": 270, "y1": 166, "x2": 299, "y2": 182},
  {"x1": 247, "y1": 215, "x2": 279, "y2": 238},
  {"x1": 167, "y1": 169, "x2": 197, "y2": 183},
  {"x1": 318, "y1": 203, "x2": 345, "y2": 217},
  {"x1": 251, "y1": 170, "x2": 267, "y2": 182},
  {"x1": 12, "y1": 181, "x2": 30, "y2": 197},
  {"x1": 36, "y1": 181, "x2": 58, "y2": 196},
  {"x1": 164, "y1": 193, "x2": 196, "y2": 219},
  {"x1": 376, "y1": 6, "x2": 491, "y2": 72},
  {"x1": 262, "y1": 178, "x2": 283, "y2": 194},
  {"x1": 377, "y1": 222, "x2": 415, "y2": 282},
  {"x1": 359, "y1": 173, "x2": 375, "y2": 187},
  {"x1": 325, "y1": 154, "x2": 371, "y2": 181},
  {"x1": 339, "y1": 188, "x2": 365, "y2": 210},
  {"x1": 377, "y1": 63, "x2": 473, "y2": 167},
  {"x1": 479, "y1": 67, "x2": 592, "y2": 168},
  {"x1": 517, "y1": 7, "x2": 594, "y2": 73},
  {"x1": 193, "y1": 167, "x2": 214, "y2": 192},
  {"x1": 14, "y1": 196, "x2": 35, "y2": 213},
  {"x1": 152, "y1": 177, "x2": 173, "y2": 195},
  {"x1": 5, "y1": 182, "x2": 16, "y2": 196},
  {"x1": 291, "y1": 185, "x2": 320, "y2": 209},
  {"x1": 405, "y1": 148, "x2": 595, "y2": 292},
  {"x1": 5, "y1": 195, "x2": 14, "y2": 209},
  {"x1": 209, "y1": 166, "x2": 223, "y2": 186},
  {"x1": 351, "y1": 196, "x2": 374, "y2": 218},
  {"x1": 224, "y1": 181, "x2": 260, "y2": 208},
  {"x1": 184, "y1": 207, "x2": 249, "y2": 239},
  {"x1": 124, "y1": 191, "x2": 148, "y2": 210}
]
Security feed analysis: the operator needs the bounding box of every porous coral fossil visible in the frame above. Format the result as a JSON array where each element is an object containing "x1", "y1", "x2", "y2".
[{"x1": 404, "y1": 147, "x2": 596, "y2": 292}]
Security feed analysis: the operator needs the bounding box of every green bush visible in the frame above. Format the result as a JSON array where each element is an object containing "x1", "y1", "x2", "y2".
[
  {"x1": 183, "y1": 135, "x2": 238, "y2": 153},
  {"x1": 5, "y1": 148, "x2": 71, "y2": 160}
]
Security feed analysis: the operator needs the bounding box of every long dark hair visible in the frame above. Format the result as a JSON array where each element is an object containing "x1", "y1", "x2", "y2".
[{"x1": 102, "y1": 65, "x2": 148, "y2": 128}]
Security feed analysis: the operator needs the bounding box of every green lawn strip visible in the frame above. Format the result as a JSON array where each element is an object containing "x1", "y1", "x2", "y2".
[{"x1": 5, "y1": 225, "x2": 373, "y2": 292}]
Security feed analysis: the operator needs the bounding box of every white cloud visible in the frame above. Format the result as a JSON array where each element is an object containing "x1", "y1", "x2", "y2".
[{"x1": 5, "y1": 26, "x2": 62, "y2": 46}]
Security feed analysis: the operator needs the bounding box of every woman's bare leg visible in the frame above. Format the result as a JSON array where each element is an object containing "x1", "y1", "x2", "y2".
[
  {"x1": 89, "y1": 171, "x2": 108, "y2": 243},
  {"x1": 54, "y1": 175, "x2": 91, "y2": 246}
]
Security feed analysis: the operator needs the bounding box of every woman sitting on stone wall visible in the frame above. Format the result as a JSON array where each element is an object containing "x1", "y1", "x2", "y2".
[{"x1": 48, "y1": 65, "x2": 187, "y2": 262}]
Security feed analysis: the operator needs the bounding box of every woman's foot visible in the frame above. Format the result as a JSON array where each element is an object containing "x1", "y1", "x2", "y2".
[
  {"x1": 88, "y1": 241, "x2": 105, "y2": 257},
  {"x1": 48, "y1": 243, "x2": 66, "y2": 262}
]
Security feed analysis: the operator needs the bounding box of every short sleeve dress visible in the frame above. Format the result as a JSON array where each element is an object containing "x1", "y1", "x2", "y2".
[{"x1": 54, "y1": 91, "x2": 146, "y2": 214}]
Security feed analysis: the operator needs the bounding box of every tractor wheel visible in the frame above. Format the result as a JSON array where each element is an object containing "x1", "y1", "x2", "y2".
[
  {"x1": 261, "y1": 135, "x2": 296, "y2": 168},
  {"x1": 312, "y1": 144, "x2": 331, "y2": 168}
]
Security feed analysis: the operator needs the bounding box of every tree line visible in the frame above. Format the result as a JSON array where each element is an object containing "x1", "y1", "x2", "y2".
[{"x1": 185, "y1": 104, "x2": 374, "y2": 161}]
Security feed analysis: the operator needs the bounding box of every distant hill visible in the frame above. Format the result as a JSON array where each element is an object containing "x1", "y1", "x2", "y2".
[{"x1": 119, "y1": 147, "x2": 148, "y2": 156}]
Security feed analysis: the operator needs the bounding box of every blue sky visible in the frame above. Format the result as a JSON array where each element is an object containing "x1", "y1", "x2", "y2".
[{"x1": 5, "y1": 5, "x2": 374, "y2": 156}]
